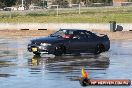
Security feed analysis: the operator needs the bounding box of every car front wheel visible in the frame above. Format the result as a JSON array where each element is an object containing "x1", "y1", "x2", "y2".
[
  {"x1": 33, "y1": 52, "x2": 41, "y2": 56},
  {"x1": 54, "y1": 46, "x2": 66, "y2": 56}
]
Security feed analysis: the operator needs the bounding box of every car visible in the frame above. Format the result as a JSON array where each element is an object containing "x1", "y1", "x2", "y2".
[{"x1": 27, "y1": 29, "x2": 110, "y2": 56}]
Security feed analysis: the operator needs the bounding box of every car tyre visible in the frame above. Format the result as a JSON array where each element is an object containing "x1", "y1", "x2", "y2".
[
  {"x1": 94, "y1": 44, "x2": 105, "y2": 54},
  {"x1": 54, "y1": 46, "x2": 65, "y2": 56},
  {"x1": 33, "y1": 52, "x2": 41, "y2": 56}
]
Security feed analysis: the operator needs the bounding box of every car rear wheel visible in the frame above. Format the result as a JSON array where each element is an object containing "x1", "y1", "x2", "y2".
[
  {"x1": 94, "y1": 44, "x2": 105, "y2": 54},
  {"x1": 54, "y1": 46, "x2": 66, "y2": 56},
  {"x1": 33, "y1": 52, "x2": 41, "y2": 56}
]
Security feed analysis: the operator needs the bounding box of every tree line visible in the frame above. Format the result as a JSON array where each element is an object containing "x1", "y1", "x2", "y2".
[
  {"x1": 0, "y1": 0, "x2": 41, "y2": 8},
  {"x1": 0, "y1": 0, "x2": 131, "y2": 8}
]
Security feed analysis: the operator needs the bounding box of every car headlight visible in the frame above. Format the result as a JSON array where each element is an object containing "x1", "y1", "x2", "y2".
[{"x1": 40, "y1": 43, "x2": 52, "y2": 46}]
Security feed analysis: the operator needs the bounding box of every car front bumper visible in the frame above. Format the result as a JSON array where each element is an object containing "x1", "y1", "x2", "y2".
[{"x1": 27, "y1": 44, "x2": 55, "y2": 54}]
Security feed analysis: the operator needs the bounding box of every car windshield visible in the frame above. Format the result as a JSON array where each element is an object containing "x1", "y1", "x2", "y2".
[
  {"x1": 50, "y1": 30, "x2": 74, "y2": 37},
  {"x1": 50, "y1": 30, "x2": 66, "y2": 37}
]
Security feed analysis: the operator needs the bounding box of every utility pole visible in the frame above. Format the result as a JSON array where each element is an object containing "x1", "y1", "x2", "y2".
[
  {"x1": 21, "y1": 0, "x2": 25, "y2": 10},
  {"x1": 22, "y1": 0, "x2": 24, "y2": 7},
  {"x1": 79, "y1": 0, "x2": 81, "y2": 14},
  {"x1": 57, "y1": 5, "x2": 58, "y2": 16},
  {"x1": 43, "y1": 0, "x2": 44, "y2": 9}
]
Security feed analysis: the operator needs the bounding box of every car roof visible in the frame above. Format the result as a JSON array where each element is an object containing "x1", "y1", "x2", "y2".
[{"x1": 59, "y1": 29, "x2": 88, "y2": 32}]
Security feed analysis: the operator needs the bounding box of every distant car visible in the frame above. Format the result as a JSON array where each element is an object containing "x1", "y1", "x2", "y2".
[
  {"x1": 27, "y1": 29, "x2": 110, "y2": 56},
  {"x1": 3, "y1": 7, "x2": 17, "y2": 11},
  {"x1": 0, "y1": 8, "x2": 3, "y2": 11}
]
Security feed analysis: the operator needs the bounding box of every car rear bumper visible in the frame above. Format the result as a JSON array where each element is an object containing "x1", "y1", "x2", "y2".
[
  {"x1": 27, "y1": 44, "x2": 55, "y2": 54},
  {"x1": 105, "y1": 40, "x2": 110, "y2": 51}
]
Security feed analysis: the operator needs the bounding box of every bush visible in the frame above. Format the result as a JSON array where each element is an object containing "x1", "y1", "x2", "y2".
[
  {"x1": 26, "y1": 13, "x2": 49, "y2": 16},
  {"x1": 0, "y1": 13, "x2": 20, "y2": 18}
]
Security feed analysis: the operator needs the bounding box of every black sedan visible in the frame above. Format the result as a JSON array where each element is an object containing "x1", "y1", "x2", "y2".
[{"x1": 27, "y1": 29, "x2": 110, "y2": 56}]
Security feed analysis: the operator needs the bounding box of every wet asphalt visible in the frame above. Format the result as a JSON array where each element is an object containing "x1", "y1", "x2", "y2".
[{"x1": 0, "y1": 37, "x2": 132, "y2": 88}]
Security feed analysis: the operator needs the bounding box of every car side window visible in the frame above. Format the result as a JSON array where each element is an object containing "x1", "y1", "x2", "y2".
[
  {"x1": 73, "y1": 31, "x2": 87, "y2": 39},
  {"x1": 65, "y1": 30, "x2": 74, "y2": 35},
  {"x1": 85, "y1": 31, "x2": 94, "y2": 38},
  {"x1": 79, "y1": 31, "x2": 87, "y2": 39}
]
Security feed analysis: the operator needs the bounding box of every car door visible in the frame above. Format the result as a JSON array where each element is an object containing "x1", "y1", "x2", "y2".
[
  {"x1": 69, "y1": 31, "x2": 88, "y2": 52},
  {"x1": 85, "y1": 31, "x2": 98, "y2": 51}
]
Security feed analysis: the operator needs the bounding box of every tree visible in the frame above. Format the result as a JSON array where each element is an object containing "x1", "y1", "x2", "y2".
[
  {"x1": 0, "y1": 0, "x2": 5, "y2": 8},
  {"x1": 4, "y1": 0, "x2": 17, "y2": 7},
  {"x1": 88, "y1": 0, "x2": 112, "y2": 3},
  {"x1": 52, "y1": 0, "x2": 69, "y2": 8},
  {"x1": 0, "y1": 0, "x2": 42, "y2": 8}
]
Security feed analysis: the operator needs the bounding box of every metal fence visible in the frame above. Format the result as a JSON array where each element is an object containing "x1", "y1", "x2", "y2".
[
  {"x1": 0, "y1": 5, "x2": 132, "y2": 18},
  {"x1": 24, "y1": 5, "x2": 132, "y2": 16}
]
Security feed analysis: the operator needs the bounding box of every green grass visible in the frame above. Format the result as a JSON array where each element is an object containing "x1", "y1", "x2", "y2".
[
  {"x1": 0, "y1": 6, "x2": 132, "y2": 23},
  {"x1": 26, "y1": 13, "x2": 48, "y2": 16}
]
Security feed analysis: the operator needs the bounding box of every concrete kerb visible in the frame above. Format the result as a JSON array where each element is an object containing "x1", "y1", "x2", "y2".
[{"x1": 0, "y1": 23, "x2": 131, "y2": 31}]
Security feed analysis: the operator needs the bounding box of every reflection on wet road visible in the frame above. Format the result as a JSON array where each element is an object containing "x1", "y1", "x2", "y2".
[
  {"x1": 28, "y1": 55, "x2": 109, "y2": 80},
  {"x1": 0, "y1": 37, "x2": 132, "y2": 88}
]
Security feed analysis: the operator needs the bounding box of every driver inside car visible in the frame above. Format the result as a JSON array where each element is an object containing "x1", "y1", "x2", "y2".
[{"x1": 73, "y1": 31, "x2": 80, "y2": 39}]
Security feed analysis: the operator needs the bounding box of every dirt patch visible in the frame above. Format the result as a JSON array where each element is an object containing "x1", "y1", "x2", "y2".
[{"x1": 0, "y1": 30, "x2": 132, "y2": 40}]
